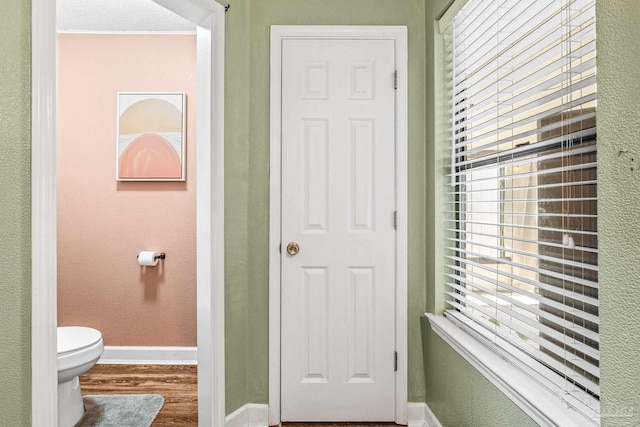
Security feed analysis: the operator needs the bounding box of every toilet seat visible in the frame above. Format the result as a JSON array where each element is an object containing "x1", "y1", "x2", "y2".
[
  {"x1": 57, "y1": 326, "x2": 104, "y2": 384},
  {"x1": 58, "y1": 326, "x2": 102, "y2": 355}
]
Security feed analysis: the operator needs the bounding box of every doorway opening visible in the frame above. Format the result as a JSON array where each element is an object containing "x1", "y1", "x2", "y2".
[
  {"x1": 268, "y1": 25, "x2": 408, "y2": 425},
  {"x1": 31, "y1": 0, "x2": 225, "y2": 425}
]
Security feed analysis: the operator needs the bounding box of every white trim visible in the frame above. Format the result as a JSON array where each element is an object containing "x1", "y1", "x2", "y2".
[
  {"x1": 424, "y1": 403, "x2": 443, "y2": 427},
  {"x1": 426, "y1": 314, "x2": 599, "y2": 427},
  {"x1": 172, "y1": 2, "x2": 226, "y2": 427},
  {"x1": 56, "y1": 30, "x2": 196, "y2": 35},
  {"x1": 31, "y1": 1, "x2": 225, "y2": 426},
  {"x1": 408, "y1": 402, "x2": 444, "y2": 427},
  {"x1": 32, "y1": 0, "x2": 59, "y2": 424},
  {"x1": 225, "y1": 404, "x2": 269, "y2": 427},
  {"x1": 268, "y1": 25, "x2": 409, "y2": 425},
  {"x1": 99, "y1": 346, "x2": 198, "y2": 365},
  {"x1": 437, "y1": 0, "x2": 470, "y2": 34},
  {"x1": 407, "y1": 402, "x2": 426, "y2": 427}
]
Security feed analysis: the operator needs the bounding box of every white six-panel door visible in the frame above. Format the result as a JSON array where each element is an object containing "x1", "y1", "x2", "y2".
[{"x1": 280, "y1": 38, "x2": 397, "y2": 422}]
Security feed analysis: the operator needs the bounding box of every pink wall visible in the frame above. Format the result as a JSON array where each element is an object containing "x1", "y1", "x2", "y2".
[{"x1": 57, "y1": 34, "x2": 197, "y2": 346}]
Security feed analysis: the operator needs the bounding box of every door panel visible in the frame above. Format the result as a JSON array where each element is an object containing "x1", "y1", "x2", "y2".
[{"x1": 280, "y1": 38, "x2": 396, "y2": 422}]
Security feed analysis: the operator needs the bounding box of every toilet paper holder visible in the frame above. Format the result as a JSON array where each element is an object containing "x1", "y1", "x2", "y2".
[{"x1": 137, "y1": 252, "x2": 166, "y2": 260}]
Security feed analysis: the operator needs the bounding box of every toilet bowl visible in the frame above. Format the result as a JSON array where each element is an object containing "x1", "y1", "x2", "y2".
[{"x1": 57, "y1": 326, "x2": 104, "y2": 427}]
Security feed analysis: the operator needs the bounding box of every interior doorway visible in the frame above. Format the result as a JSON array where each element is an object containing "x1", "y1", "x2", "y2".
[
  {"x1": 31, "y1": 0, "x2": 225, "y2": 425},
  {"x1": 269, "y1": 25, "x2": 409, "y2": 425}
]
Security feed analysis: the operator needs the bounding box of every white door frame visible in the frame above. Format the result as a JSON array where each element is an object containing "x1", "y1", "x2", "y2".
[
  {"x1": 268, "y1": 25, "x2": 408, "y2": 425},
  {"x1": 31, "y1": 0, "x2": 225, "y2": 425}
]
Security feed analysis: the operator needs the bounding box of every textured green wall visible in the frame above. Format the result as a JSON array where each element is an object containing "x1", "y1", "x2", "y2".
[
  {"x1": 0, "y1": 0, "x2": 32, "y2": 424},
  {"x1": 224, "y1": 0, "x2": 253, "y2": 414},
  {"x1": 597, "y1": 1, "x2": 640, "y2": 425},
  {"x1": 421, "y1": 319, "x2": 537, "y2": 427},
  {"x1": 224, "y1": 0, "x2": 428, "y2": 414}
]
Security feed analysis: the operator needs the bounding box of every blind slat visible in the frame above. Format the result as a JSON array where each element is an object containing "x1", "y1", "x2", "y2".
[
  {"x1": 453, "y1": 160, "x2": 597, "y2": 184},
  {"x1": 455, "y1": 12, "x2": 595, "y2": 95},
  {"x1": 449, "y1": 247, "x2": 599, "y2": 290},
  {"x1": 445, "y1": 265, "x2": 600, "y2": 325},
  {"x1": 446, "y1": 219, "x2": 597, "y2": 238},
  {"x1": 445, "y1": 286, "x2": 600, "y2": 362},
  {"x1": 447, "y1": 140, "x2": 596, "y2": 174},
  {"x1": 447, "y1": 178, "x2": 598, "y2": 195},
  {"x1": 444, "y1": 228, "x2": 599, "y2": 254},
  {"x1": 455, "y1": 41, "x2": 596, "y2": 109},
  {"x1": 455, "y1": 0, "x2": 595, "y2": 79},
  {"x1": 445, "y1": 298, "x2": 600, "y2": 378},
  {"x1": 456, "y1": 0, "x2": 558, "y2": 77},
  {"x1": 453, "y1": 130, "x2": 596, "y2": 171},
  {"x1": 446, "y1": 254, "x2": 599, "y2": 307},
  {"x1": 456, "y1": 89, "x2": 596, "y2": 141},
  {"x1": 445, "y1": 275, "x2": 599, "y2": 341},
  {"x1": 446, "y1": 237, "x2": 599, "y2": 272},
  {"x1": 453, "y1": 91, "x2": 596, "y2": 135},
  {"x1": 455, "y1": 107, "x2": 596, "y2": 153},
  {"x1": 454, "y1": 75, "x2": 597, "y2": 140}
]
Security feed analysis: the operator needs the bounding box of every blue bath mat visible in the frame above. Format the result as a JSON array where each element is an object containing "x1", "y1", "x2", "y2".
[{"x1": 75, "y1": 394, "x2": 164, "y2": 427}]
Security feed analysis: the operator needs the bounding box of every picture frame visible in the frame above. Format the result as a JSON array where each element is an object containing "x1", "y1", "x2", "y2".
[{"x1": 116, "y1": 92, "x2": 186, "y2": 181}]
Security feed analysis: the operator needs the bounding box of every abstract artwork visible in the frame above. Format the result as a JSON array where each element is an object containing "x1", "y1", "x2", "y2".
[{"x1": 116, "y1": 92, "x2": 186, "y2": 181}]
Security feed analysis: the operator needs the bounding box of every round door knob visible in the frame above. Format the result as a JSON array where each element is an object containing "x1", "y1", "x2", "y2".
[{"x1": 286, "y1": 242, "x2": 300, "y2": 256}]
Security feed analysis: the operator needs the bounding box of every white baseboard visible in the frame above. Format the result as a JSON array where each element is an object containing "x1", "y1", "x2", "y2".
[
  {"x1": 230, "y1": 403, "x2": 432, "y2": 427},
  {"x1": 408, "y1": 402, "x2": 443, "y2": 427},
  {"x1": 226, "y1": 403, "x2": 269, "y2": 427},
  {"x1": 98, "y1": 346, "x2": 197, "y2": 365}
]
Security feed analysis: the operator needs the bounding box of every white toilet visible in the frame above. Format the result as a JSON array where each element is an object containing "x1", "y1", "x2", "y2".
[{"x1": 57, "y1": 326, "x2": 104, "y2": 427}]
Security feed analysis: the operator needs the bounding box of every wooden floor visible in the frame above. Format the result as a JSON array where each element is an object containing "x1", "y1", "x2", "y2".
[
  {"x1": 283, "y1": 424, "x2": 397, "y2": 427},
  {"x1": 80, "y1": 365, "x2": 398, "y2": 427},
  {"x1": 79, "y1": 364, "x2": 198, "y2": 426}
]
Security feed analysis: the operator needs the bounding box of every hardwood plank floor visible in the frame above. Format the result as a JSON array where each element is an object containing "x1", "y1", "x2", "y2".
[
  {"x1": 283, "y1": 424, "x2": 397, "y2": 427},
  {"x1": 80, "y1": 366, "x2": 398, "y2": 427},
  {"x1": 79, "y1": 364, "x2": 198, "y2": 426}
]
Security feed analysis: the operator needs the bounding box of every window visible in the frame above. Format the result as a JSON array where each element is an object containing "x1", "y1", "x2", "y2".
[{"x1": 444, "y1": 0, "x2": 598, "y2": 410}]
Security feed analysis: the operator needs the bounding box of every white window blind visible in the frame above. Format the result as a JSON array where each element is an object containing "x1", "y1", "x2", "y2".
[{"x1": 445, "y1": 0, "x2": 598, "y2": 404}]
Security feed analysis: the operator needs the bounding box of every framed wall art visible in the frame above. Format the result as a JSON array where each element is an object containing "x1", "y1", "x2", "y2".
[{"x1": 116, "y1": 92, "x2": 186, "y2": 181}]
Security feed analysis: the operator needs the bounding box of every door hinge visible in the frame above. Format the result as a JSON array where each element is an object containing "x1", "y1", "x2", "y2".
[
  {"x1": 394, "y1": 70, "x2": 398, "y2": 90},
  {"x1": 279, "y1": 243, "x2": 282, "y2": 254},
  {"x1": 394, "y1": 211, "x2": 398, "y2": 230},
  {"x1": 394, "y1": 351, "x2": 398, "y2": 371}
]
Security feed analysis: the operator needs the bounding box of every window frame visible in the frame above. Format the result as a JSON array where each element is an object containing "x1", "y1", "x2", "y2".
[{"x1": 427, "y1": 0, "x2": 600, "y2": 425}]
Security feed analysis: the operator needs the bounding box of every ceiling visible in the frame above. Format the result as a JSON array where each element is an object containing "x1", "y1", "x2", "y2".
[{"x1": 57, "y1": 0, "x2": 196, "y2": 33}]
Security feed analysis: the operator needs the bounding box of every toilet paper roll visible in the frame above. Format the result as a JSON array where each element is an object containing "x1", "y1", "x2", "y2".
[{"x1": 138, "y1": 251, "x2": 160, "y2": 267}]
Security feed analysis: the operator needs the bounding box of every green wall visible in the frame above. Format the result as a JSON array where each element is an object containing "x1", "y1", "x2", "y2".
[
  {"x1": 597, "y1": 0, "x2": 640, "y2": 425},
  {"x1": 224, "y1": 0, "x2": 253, "y2": 414},
  {"x1": 224, "y1": 0, "x2": 428, "y2": 414},
  {"x1": 421, "y1": 319, "x2": 537, "y2": 427},
  {"x1": 423, "y1": 0, "x2": 640, "y2": 426},
  {"x1": 0, "y1": 0, "x2": 32, "y2": 424}
]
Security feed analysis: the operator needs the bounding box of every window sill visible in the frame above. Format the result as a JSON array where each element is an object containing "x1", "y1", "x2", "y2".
[{"x1": 425, "y1": 313, "x2": 599, "y2": 427}]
